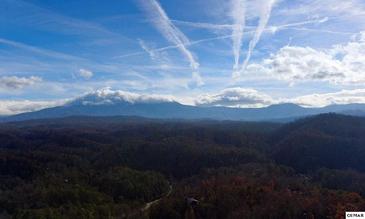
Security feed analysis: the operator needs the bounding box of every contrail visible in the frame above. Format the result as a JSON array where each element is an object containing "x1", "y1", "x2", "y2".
[
  {"x1": 289, "y1": 27, "x2": 354, "y2": 35},
  {"x1": 238, "y1": 0, "x2": 276, "y2": 78},
  {"x1": 231, "y1": 0, "x2": 247, "y2": 78},
  {"x1": 171, "y1": 18, "x2": 327, "y2": 33},
  {"x1": 116, "y1": 18, "x2": 338, "y2": 59},
  {"x1": 0, "y1": 38, "x2": 86, "y2": 61},
  {"x1": 137, "y1": 0, "x2": 203, "y2": 86},
  {"x1": 171, "y1": 19, "x2": 233, "y2": 31},
  {"x1": 138, "y1": 39, "x2": 157, "y2": 60},
  {"x1": 269, "y1": 17, "x2": 328, "y2": 33},
  {"x1": 116, "y1": 34, "x2": 237, "y2": 59},
  {"x1": 172, "y1": 17, "x2": 328, "y2": 33}
]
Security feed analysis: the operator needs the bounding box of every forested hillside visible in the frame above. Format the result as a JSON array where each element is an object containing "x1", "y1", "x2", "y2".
[
  {"x1": 271, "y1": 114, "x2": 365, "y2": 172},
  {"x1": 1, "y1": 114, "x2": 365, "y2": 218}
]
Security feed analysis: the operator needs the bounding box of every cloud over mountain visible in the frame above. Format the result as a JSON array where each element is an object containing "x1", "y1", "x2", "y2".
[
  {"x1": 71, "y1": 87, "x2": 177, "y2": 106},
  {"x1": 2, "y1": 87, "x2": 365, "y2": 115},
  {"x1": 0, "y1": 99, "x2": 64, "y2": 115},
  {"x1": 292, "y1": 89, "x2": 365, "y2": 107},
  {"x1": 196, "y1": 87, "x2": 274, "y2": 108}
]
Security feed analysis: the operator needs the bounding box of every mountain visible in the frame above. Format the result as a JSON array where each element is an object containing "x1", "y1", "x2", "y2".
[{"x1": 2, "y1": 90, "x2": 365, "y2": 122}]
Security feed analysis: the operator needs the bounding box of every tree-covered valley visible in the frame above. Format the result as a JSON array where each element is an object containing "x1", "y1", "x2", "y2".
[{"x1": 1, "y1": 114, "x2": 365, "y2": 218}]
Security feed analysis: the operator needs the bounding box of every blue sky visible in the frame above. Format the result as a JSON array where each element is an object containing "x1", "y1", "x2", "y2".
[{"x1": 1, "y1": 0, "x2": 365, "y2": 114}]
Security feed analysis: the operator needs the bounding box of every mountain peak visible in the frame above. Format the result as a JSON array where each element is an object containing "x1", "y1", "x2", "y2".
[{"x1": 266, "y1": 103, "x2": 304, "y2": 109}]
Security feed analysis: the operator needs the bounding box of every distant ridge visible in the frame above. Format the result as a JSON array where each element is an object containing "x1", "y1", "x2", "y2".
[
  {"x1": 2, "y1": 100, "x2": 365, "y2": 123},
  {"x1": 1, "y1": 89, "x2": 365, "y2": 122}
]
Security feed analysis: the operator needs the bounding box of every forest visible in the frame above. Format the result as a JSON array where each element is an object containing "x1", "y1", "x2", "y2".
[{"x1": 1, "y1": 114, "x2": 365, "y2": 218}]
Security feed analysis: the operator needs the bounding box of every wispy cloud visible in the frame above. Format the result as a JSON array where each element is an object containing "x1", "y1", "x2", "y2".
[
  {"x1": 172, "y1": 17, "x2": 329, "y2": 33},
  {"x1": 289, "y1": 27, "x2": 355, "y2": 35},
  {"x1": 138, "y1": 39, "x2": 172, "y2": 70},
  {"x1": 230, "y1": 0, "x2": 247, "y2": 77},
  {"x1": 138, "y1": 39, "x2": 169, "y2": 62},
  {"x1": 139, "y1": 39, "x2": 158, "y2": 60},
  {"x1": 0, "y1": 76, "x2": 42, "y2": 90},
  {"x1": 0, "y1": 38, "x2": 85, "y2": 61},
  {"x1": 279, "y1": 0, "x2": 365, "y2": 19},
  {"x1": 238, "y1": 0, "x2": 276, "y2": 77},
  {"x1": 0, "y1": 38, "x2": 141, "y2": 78},
  {"x1": 138, "y1": 0, "x2": 203, "y2": 86},
  {"x1": 1, "y1": 0, "x2": 133, "y2": 41},
  {"x1": 0, "y1": 99, "x2": 66, "y2": 115}
]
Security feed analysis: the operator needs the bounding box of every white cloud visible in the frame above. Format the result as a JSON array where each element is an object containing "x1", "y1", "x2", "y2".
[
  {"x1": 291, "y1": 89, "x2": 365, "y2": 107},
  {"x1": 78, "y1": 69, "x2": 93, "y2": 79},
  {"x1": 195, "y1": 87, "x2": 274, "y2": 108},
  {"x1": 261, "y1": 46, "x2": 345, "y2": 82},
  {"x1": 0, "y1": 99, "x2": 65, "y2": 115},
  {"x1": 0, "y1": 76, "x2": 42, "y2": 90},
  {"x1": 247, "y1": 31, "x2": 365, "y2": 85},
  {"x1": 138, "y1": 0, "x2": 203, "y2": 85},
  {"x1": 72, "y1": 87, "x2": 177, "y2": 106}
]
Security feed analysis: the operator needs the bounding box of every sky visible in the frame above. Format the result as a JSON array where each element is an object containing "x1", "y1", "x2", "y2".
[{"x1": 1, "y1": 0, "x2": 365, "y2": 115}]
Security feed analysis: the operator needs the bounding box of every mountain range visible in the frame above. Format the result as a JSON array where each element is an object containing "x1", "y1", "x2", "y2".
[{"x1": 2, "y1": 90, "x2": 365, "y2": 122}]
